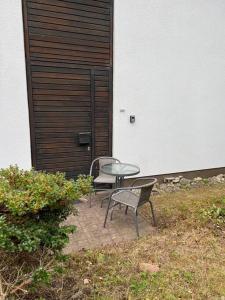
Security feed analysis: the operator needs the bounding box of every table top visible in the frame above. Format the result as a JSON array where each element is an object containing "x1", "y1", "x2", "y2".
[{"x1": 101, "y1": 162, "x2": 140, "y2": 177}]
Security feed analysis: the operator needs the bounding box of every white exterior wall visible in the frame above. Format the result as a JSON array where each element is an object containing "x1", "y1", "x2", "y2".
[
  {"x1": 114, "y1": 0, "x2": 225, "y2": 176},
  {"x1": 0, "y1": 1, "x2": 31, "y2": 169}
]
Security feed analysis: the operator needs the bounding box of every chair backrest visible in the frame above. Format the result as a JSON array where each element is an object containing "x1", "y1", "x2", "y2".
[
  {"x1": 132, "y1": 177, "x2": 157, "y2": 207},
  {"x1": 90, "y1": 157, "x2": 120, "y2": 177}
]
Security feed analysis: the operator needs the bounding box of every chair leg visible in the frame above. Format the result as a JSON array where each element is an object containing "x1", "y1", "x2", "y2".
[
  {"x1": 149, "y1": 200, "x2": 157, "y2": 226},
  {"x1": 125, "y1": 206, "x2": 129, "y2": 215},
  {"x1": 101, "y1": 196, "x2": 104, "y2": 208},
  {"x1": 110, "y1": 204, "x2": 115, "y2": 220},
  {"x1": 103, "y1": 199, "x2": 112, "y2": 228},
  {"x1": 134, "y1": 210, "x2": 139, "y2": 238}
]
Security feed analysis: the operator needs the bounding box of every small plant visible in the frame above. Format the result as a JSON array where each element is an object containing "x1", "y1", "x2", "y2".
[
  {"x1": 130, "y1": 272, "x2": 149, "y2": 295},
  {"x1": 202, "y1": 197, "x2": 225, "y2": 227},
  {"x1": 202, "y1": 178, "x2": 209, "y2": 185}
]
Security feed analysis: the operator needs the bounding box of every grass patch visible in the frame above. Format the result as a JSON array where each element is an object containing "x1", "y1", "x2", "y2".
[{"x1": 2, "y1": 184, "x2": 225, "y2": 299}]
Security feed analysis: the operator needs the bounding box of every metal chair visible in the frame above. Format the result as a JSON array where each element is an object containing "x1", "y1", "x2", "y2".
[
  {"x1": 89, "y1": 157, "x2": 120, "y2": 207},
  {"x1": 103, "y1": 177, "x2": 157, "y2": 237}
]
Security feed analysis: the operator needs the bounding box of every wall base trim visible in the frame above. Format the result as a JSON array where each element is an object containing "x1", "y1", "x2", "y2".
[{"x1": 127, "y1": 167, "x2": 225, "y2": 184}]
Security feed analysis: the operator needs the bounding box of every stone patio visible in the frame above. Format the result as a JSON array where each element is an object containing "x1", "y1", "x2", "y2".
[{"x1": 64, "y1": 193, "x2": 155, "y2": 253}]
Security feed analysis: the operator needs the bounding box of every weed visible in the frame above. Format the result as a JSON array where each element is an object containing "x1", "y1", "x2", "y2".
[
  {"x1": 130, "y1": 272, "x2": 149, "y2": 295},
  {"x1": 202, "y1": 197, "x2": 225, "y2": 227}
]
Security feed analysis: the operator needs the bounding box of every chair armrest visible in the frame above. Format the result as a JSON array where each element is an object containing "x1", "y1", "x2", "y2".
[{"x1": 110, "y1": 178, "x2": 157, "y2": 196}]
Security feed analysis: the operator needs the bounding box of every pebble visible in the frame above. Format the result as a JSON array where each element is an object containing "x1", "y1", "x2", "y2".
[{"x1": 83, "y1": 278, "x2": 90, "y2": 285}]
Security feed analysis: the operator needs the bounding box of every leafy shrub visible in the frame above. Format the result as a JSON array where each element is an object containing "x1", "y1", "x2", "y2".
[{"x1": 0, "y1": 165, "x2": 93, "y2": 253}]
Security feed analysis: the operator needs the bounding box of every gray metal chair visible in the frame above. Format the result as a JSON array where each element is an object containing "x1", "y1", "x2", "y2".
[
  {"x1": 103, "y1": 177, "x2": 157, "y2": 237},
  {"x1": 89, "y1": 157, "x2": 120, "y2": 207}
]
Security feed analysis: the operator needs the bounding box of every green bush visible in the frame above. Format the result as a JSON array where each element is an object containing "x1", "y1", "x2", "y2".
[{"x1": 0, "y1": 165, "x2": 92, "y2": 253}]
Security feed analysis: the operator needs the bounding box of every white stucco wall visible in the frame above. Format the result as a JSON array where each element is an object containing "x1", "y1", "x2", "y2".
[
  {"x1": 114, "y1": 0, "x2": 225, "y2": 176},
  {"x1": 0, "y1": 1, "x2": 31, "y2": 169}
]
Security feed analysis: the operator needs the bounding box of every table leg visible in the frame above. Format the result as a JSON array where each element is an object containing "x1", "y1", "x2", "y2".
[
  {"x1": 116, "y1": 176, "x2": 124, "y2": 188},
  {"x1": 116, "y1": 176, "x2": 124, "y2": 210}
]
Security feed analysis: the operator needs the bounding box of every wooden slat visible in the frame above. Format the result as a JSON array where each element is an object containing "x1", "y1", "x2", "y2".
[
  {"x1": 35, "y1": 121, "x2": 91, "y2": 127},
  {"x1": 33, "y1": 89, "x2": 90, "y2": 96},
  {"x1": 29, "y1": 33, "x2": 109, "y2": 49},
  {"x1": 33, "y1": 95, "x2": 91, "y2": 101},
  {"x1": 32, "y1": 65, "x2": 90, "y2": 74},
  {"x1": 34, "y1": 100, "x2": 91, "y2": 106},
  {"x1": 32, "y1": 77, "x2": 90, "y2": 85},
  {"x1": 32, "y1": 83, "x2": 90, "y2": 90},
  {"x1": 31, "y1": 58, "x2": 107, "y2": 68},
  {"x1": 36, "y1": 154, "x2": 90, "y2": 161},
  {"x1": 30, "y1": 53, "x2": 108, "y2": 65},
  {"x1": 32, "y1": 71, "x2": 90, "y2": 79},
  {"x1": 35, "y1": 111, "x2": 90, "y2": 116},
  {"x1": 30, "y1": 40, "x2": 109, "y2": 54},
  {"x1": 30, "y1": 58, "x2": 110, "y2": 70},
  {"x1": 34, "y1": 106, "x2": 91, "y2": 112},
  {"x1": 30, "y1": 46, "x2": 109, "y2": 59}
]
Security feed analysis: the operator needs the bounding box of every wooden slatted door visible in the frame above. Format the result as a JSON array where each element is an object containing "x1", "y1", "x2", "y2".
[
  {"x1": 22, "y1": 0, "x2": 113, "y2": 177},
  {"x1": 33, "y1": 66, "x2": 92, "y2": 176}
]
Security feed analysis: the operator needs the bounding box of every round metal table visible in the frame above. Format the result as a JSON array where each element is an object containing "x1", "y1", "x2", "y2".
[{"x1": 101, "y1": 163, "x2": 140, "y2": 187}]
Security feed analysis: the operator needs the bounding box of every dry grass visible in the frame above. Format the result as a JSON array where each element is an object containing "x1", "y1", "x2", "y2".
[
  {"x1": 67, "y1": 184, "x2": 225, "y2": 299},
  {"x1": 1, "y1": 184, "x2": 225, "y2": 299}
]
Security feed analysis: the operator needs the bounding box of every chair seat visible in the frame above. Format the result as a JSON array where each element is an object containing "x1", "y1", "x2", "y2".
[
  {"x1": 94, "y1": 174, "x2": 116, "y2": 184},
  {"x1": 111, "y1": 190, "x2": 139, "y2": 208}
]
